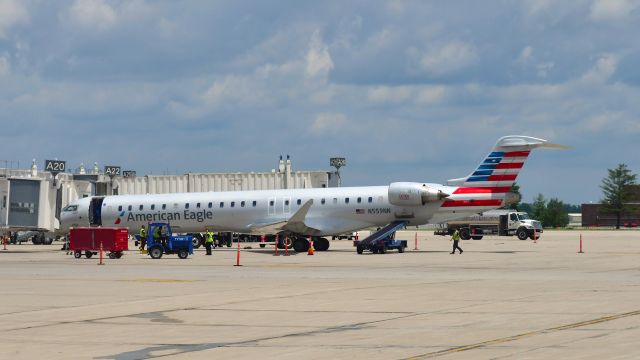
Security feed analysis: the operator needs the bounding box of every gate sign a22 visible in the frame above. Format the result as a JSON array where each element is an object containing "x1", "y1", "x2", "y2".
[{"x1": 104, "y1": 166, "x2": 121, "y2": 177}]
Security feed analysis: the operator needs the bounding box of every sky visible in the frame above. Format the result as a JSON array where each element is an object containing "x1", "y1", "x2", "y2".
[{"x1": 1, "y1": 0, "x2": 639, "y2": 205}]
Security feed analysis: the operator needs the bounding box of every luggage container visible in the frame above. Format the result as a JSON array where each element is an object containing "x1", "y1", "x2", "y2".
[{"x1": 69, "y1": 227, "x2": 129, "y2": 259}]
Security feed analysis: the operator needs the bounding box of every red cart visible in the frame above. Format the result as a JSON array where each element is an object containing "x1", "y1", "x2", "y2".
[{"x1": 69, "y1": 227, "x2": 129, "y2": 259}]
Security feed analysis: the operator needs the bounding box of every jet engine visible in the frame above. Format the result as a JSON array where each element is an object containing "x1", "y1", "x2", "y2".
[{"x1": 388, "y1": 182, "x2": 449, "y2": 206}]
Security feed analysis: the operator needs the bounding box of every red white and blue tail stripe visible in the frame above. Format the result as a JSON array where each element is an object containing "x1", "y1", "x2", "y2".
[{"x1": 443, "y1": 136, "x2": 561, "y2": 210}]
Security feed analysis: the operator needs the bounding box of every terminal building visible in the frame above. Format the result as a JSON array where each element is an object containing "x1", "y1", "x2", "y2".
[
  {"x1": 1, "y1": 157, "x2": 332, "y2": 236},
  {"x1": 581, "y1": 185, "x2": 640, "y2": 227}
]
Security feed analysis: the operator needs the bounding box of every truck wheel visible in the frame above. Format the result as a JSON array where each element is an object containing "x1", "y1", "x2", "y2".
[
  {"x1": 379, "y1": 246, "x2": 387, "y2": 254},
  {"x1": 313, "y1": 237, "x2": 330, "y2": 251},
  {"x1": 356, "y1": 246, "x2": 364, "y2": 254},
  {"x1": 149, "y1": 246, "x2": 163, "y2": 259},
  {"x1": 459, "y1": 228, "x2": 471, "y2": 240},
  {"x1": 398, "y1": 246, "x2": 405, "y2": 253},
  {"x1": 517, "y1": 227, "x2": 529, "y2": 240},
  {"x1": 372, "y1": 247, "x2": 379, "y2": 254},
  {"x1": 85, "y1": 251, "x2": 93, "y2": 259},
  {"x1": 74, "y1": 251, "x2": 82, "y2": 259},
  {"x1": 292, "y1": 238, "x2": 309, "y2": 252},
  {"x1": 192, "y1": 235, "x2": 203, "y2": 249},
  {"x1": 471, "y1": 236, "x2": 483, "y2": 240},
  {"x1": 115, "y1": 252, "x2": 122, "y2": 259},
  {"x1": 177, "y1": 249, "x2": 189, "y2": 259},
  {"x1": 259, "y1": 244, "x2": 266, "y2": 248},
  {"x1": 108, "y1": 252, "x2": 116, "y2": 259}
]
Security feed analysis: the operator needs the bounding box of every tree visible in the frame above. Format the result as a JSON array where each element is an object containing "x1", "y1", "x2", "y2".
[
  {"x1": 531, "y1": 194, "x2": 546, "y2": 223},
  {"x1": 502, "y1": 182, "x2": 522, "y2": 210},
  {"x1": 545, "y1": 198, "x2": 569, "y2": 228},
  {"x1": 600, "y1": 164, "x2": 638, "y2": 229}
]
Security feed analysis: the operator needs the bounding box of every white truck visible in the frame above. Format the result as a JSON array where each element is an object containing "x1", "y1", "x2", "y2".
[{"x1": 434, "y1": 210, "x2": 543, "y2": 240}]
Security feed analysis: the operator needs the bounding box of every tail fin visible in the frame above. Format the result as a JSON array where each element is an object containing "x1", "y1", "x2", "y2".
[{"x1": 447, "y1": 135, "x2": 565, "y2": 189}]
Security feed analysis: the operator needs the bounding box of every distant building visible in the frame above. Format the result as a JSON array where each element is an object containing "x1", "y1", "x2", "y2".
[{"x1": 581, "y1": 185, "x2": 640, "y2": 227}]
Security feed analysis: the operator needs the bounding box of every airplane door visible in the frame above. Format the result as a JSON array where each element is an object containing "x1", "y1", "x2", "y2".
[
  {"x1": 283, "y1": 197, "x2": 291, "y2": 214},
  {"x1": 268, "y1": 198, "x2": 276, "y2": 215},
  {"x1": 88, "y1": 197, "x2": 104, "y2": 226}
]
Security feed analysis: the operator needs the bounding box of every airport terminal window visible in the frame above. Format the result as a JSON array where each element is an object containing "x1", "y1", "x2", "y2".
[
  {"x1": 162, "y1": 204, "x2": 166, "y2": 210},
  {"x1": 345, "y1": 198, "x2": 350, "y2": 204},
  {"x1": 333, "y1": 198, "x2": 338, "y2": 204},
  {"x1": 185, "y1": 203, "x2": 190, "y2": 209},
  {"x1": 208, "y1": 202, "x2": 212, "y2": 208},
  {"x1": 285, "y1": 200, "x2": 289, "y2": 206},
  {"x1": 151, "y1": 205, "x2": 155, "y2": 210},
  {"x1": 241, "y1": 201, "x2": 245, "y2": 207},
  {"x1": 252, "y1": 201, "x2": 257, "y2": 207},
  {"x1": 118, "y1": 205, "x2": 122, "y2": 211},
  {"x1": 139, "y1": 205, "x2": 143, "y2": 210},
  {"x1": 231, "y1": 202, "x2": 235, "y2": 207},
  {"x1": 357, "y1": 197, "x2": 362, "y2": 203},
  {"x1": 128, "y1": 205, "x2": 132, "y2": 211},
  {"x1": 321, "y1": 198, "x2": 325, "y2": 205},
  {"x1": 368, "y1": 197, "x2": 373, "y2": 203},
  {"x1": 196, "y1": 203, "x2": 201, "y2": 208},
  {"x1": 297, "y1": 199, "x2": 301, "y2": 205},
  {"x1": 220, "y1": 202, "x2": 224, "y2": 208}
]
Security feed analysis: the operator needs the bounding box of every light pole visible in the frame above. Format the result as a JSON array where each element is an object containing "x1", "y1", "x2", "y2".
[{"x1": 330, "y1": 157, "x2": 346, "y2": 187}]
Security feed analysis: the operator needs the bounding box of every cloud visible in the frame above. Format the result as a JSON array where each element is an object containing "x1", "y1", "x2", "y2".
[
  {"x1": 581, "y1": 54, "x2": 617, "y2": 83},
  {"x1": 367, "y1": 86, "x2": 412, "y2": 104},
  {"x1": 420, "y1": 41, "x2": 478, "y2": 76},
  {"x1": 0, "y1": 53, "x2": 10, "y2": 76},
  {"x1": 305, "y1": 29, "x2": 334, "y2": 79},
  {"x1": 416, "y1": 86, "x2": 446, "y2": 104},
  {"x1": 310, "y1": 113, "x2": 348, "y2": 135},
  {"x1": 589, "y1": 0, "x2": 637, "y2": 21},
  {"x1": 0, "y1": 0, "x2": 28, "y2": 38},
  {"x1": 69, "y1": 0, "x2": 117, "y2": 31}
]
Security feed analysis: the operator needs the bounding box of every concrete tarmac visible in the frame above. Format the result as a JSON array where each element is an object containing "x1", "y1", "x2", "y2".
[{"x1": 0, "y1": 230, "x2": 639, "y2": 360}]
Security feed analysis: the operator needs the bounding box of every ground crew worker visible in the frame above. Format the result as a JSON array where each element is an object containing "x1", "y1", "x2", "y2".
[
  {"x1": 139, "y1": 225, "x2": 147, "y2": 251},
  {"x1": 450, "y1": 229, "x2": 463, "y2": 254},
  {"x1": 205, "y1": 228, "x2": 214, "y2": 255}
]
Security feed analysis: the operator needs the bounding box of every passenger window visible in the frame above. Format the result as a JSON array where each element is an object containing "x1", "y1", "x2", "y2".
[
  {"x1": 333, "y1": 198, "x2": 338, "y2": 204},
  {"x1": 321, "y1": 198, "x2": 326, "y2": 205},
  {"x1": 196, "y1": 203, "x2": 201, "y2": 208},
  {"x1": 151, "y1": 204, "x2": 155, "y2": 210},
  {"x1": 285, "y1": 200, "x2": 289, "y2": 206},
  {"x1": 139, "y1": 205, "x2": 143, "y2": 210},
  {"x1": 368, "y1": 197, "x2": 373, "y2": 203},
  {"x1": 128, "y1": 205, "x2": 132, "y2": 211},
  {"x1": 252, "y1": 201, "x2": 257, "y2": 207},
  {"x1": 185, "y1": 203, "x2": 189, "y2": 209},
  {"x1": 162, "y1": 204, "x2": 166, "y2": 210},
  {"x1": 220, "y1": 202, "x2": 224, "y2": 208},
  {"x1": 241, "y1": 201, "x2": 245, "y2": 207},
  {"x1": 345, "y1": 198, "x2": 350, "y2": 204},
  {"x1": 297, "y1": 199, "x2": 301, "y2": 205},
  {"x1": 231, "y1": 201, "x2": 235, "y2": 207},
  {"x1": 269, "y1": 200, "x2": 274, "y2": 206},
  {"x1": 118, "y1": 205, "x2": 122, "y2": 211},
  {"x1": 208, "y1": 202, "x2": 212, "y2": 208},
  {"x1": 357, "y1": 197, "x2": 362, "y2": 203}
]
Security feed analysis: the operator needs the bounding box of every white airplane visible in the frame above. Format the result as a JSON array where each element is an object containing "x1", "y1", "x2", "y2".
[{"x1": 60, "y1": 135, "x2": 562, "y2": 252}]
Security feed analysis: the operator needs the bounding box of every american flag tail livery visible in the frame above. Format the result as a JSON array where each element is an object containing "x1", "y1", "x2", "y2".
[{"x1": 444, "y1": 136, "x2": 566, "y2": 209}]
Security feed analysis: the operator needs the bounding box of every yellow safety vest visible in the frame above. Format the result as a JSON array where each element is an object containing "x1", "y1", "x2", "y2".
[{"x1": 206, "y1": 231, "x2": 214, "y2": 244}]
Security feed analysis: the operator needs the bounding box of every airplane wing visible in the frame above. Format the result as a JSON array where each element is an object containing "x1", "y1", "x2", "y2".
[{"x1": 244, "y1": 199, "x2": 320, "y2": 234}]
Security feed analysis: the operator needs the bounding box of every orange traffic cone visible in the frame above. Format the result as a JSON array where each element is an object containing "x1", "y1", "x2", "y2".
[{"x1": 307, "y1": 236, "x2": 314, "y2": 256}]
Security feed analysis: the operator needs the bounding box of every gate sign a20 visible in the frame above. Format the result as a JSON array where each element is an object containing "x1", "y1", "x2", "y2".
[
  {"x1": 44, "y1": 160, "x2": 66, "y2": 174},
  {"x1": 104, "y1": 166, "x2": 121, "y2": 177}
]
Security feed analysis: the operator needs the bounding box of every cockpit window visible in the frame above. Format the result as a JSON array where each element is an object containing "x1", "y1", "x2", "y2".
[{"x1": 62, "y1": 205, "x2": 78, "y2": 212}]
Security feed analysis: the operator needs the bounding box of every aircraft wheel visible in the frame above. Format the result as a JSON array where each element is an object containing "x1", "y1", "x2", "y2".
[
  {"x1": 191, "y1": 235, "x2": 203, "y2": 249},
  {"x1": 292, "y1": 238, "x2": 309, "y2": 252},
  {"x1": 471, "y1": 236, "x2": 483, "y2": 240},
  {"x1": 459, "y1": 228, "x2": 471, "y2": 240},
  {"x1": 313, "y1": 237, "x2": 330, "y2": 251}
]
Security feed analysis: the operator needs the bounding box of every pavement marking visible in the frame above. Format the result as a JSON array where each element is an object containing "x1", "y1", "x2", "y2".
[
  {"x1": 404, "y1": 309, "x2": 640, "y2": 359},
  {"x1": 120, "y1": 278, "x2": 201, "y2": 283}
]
